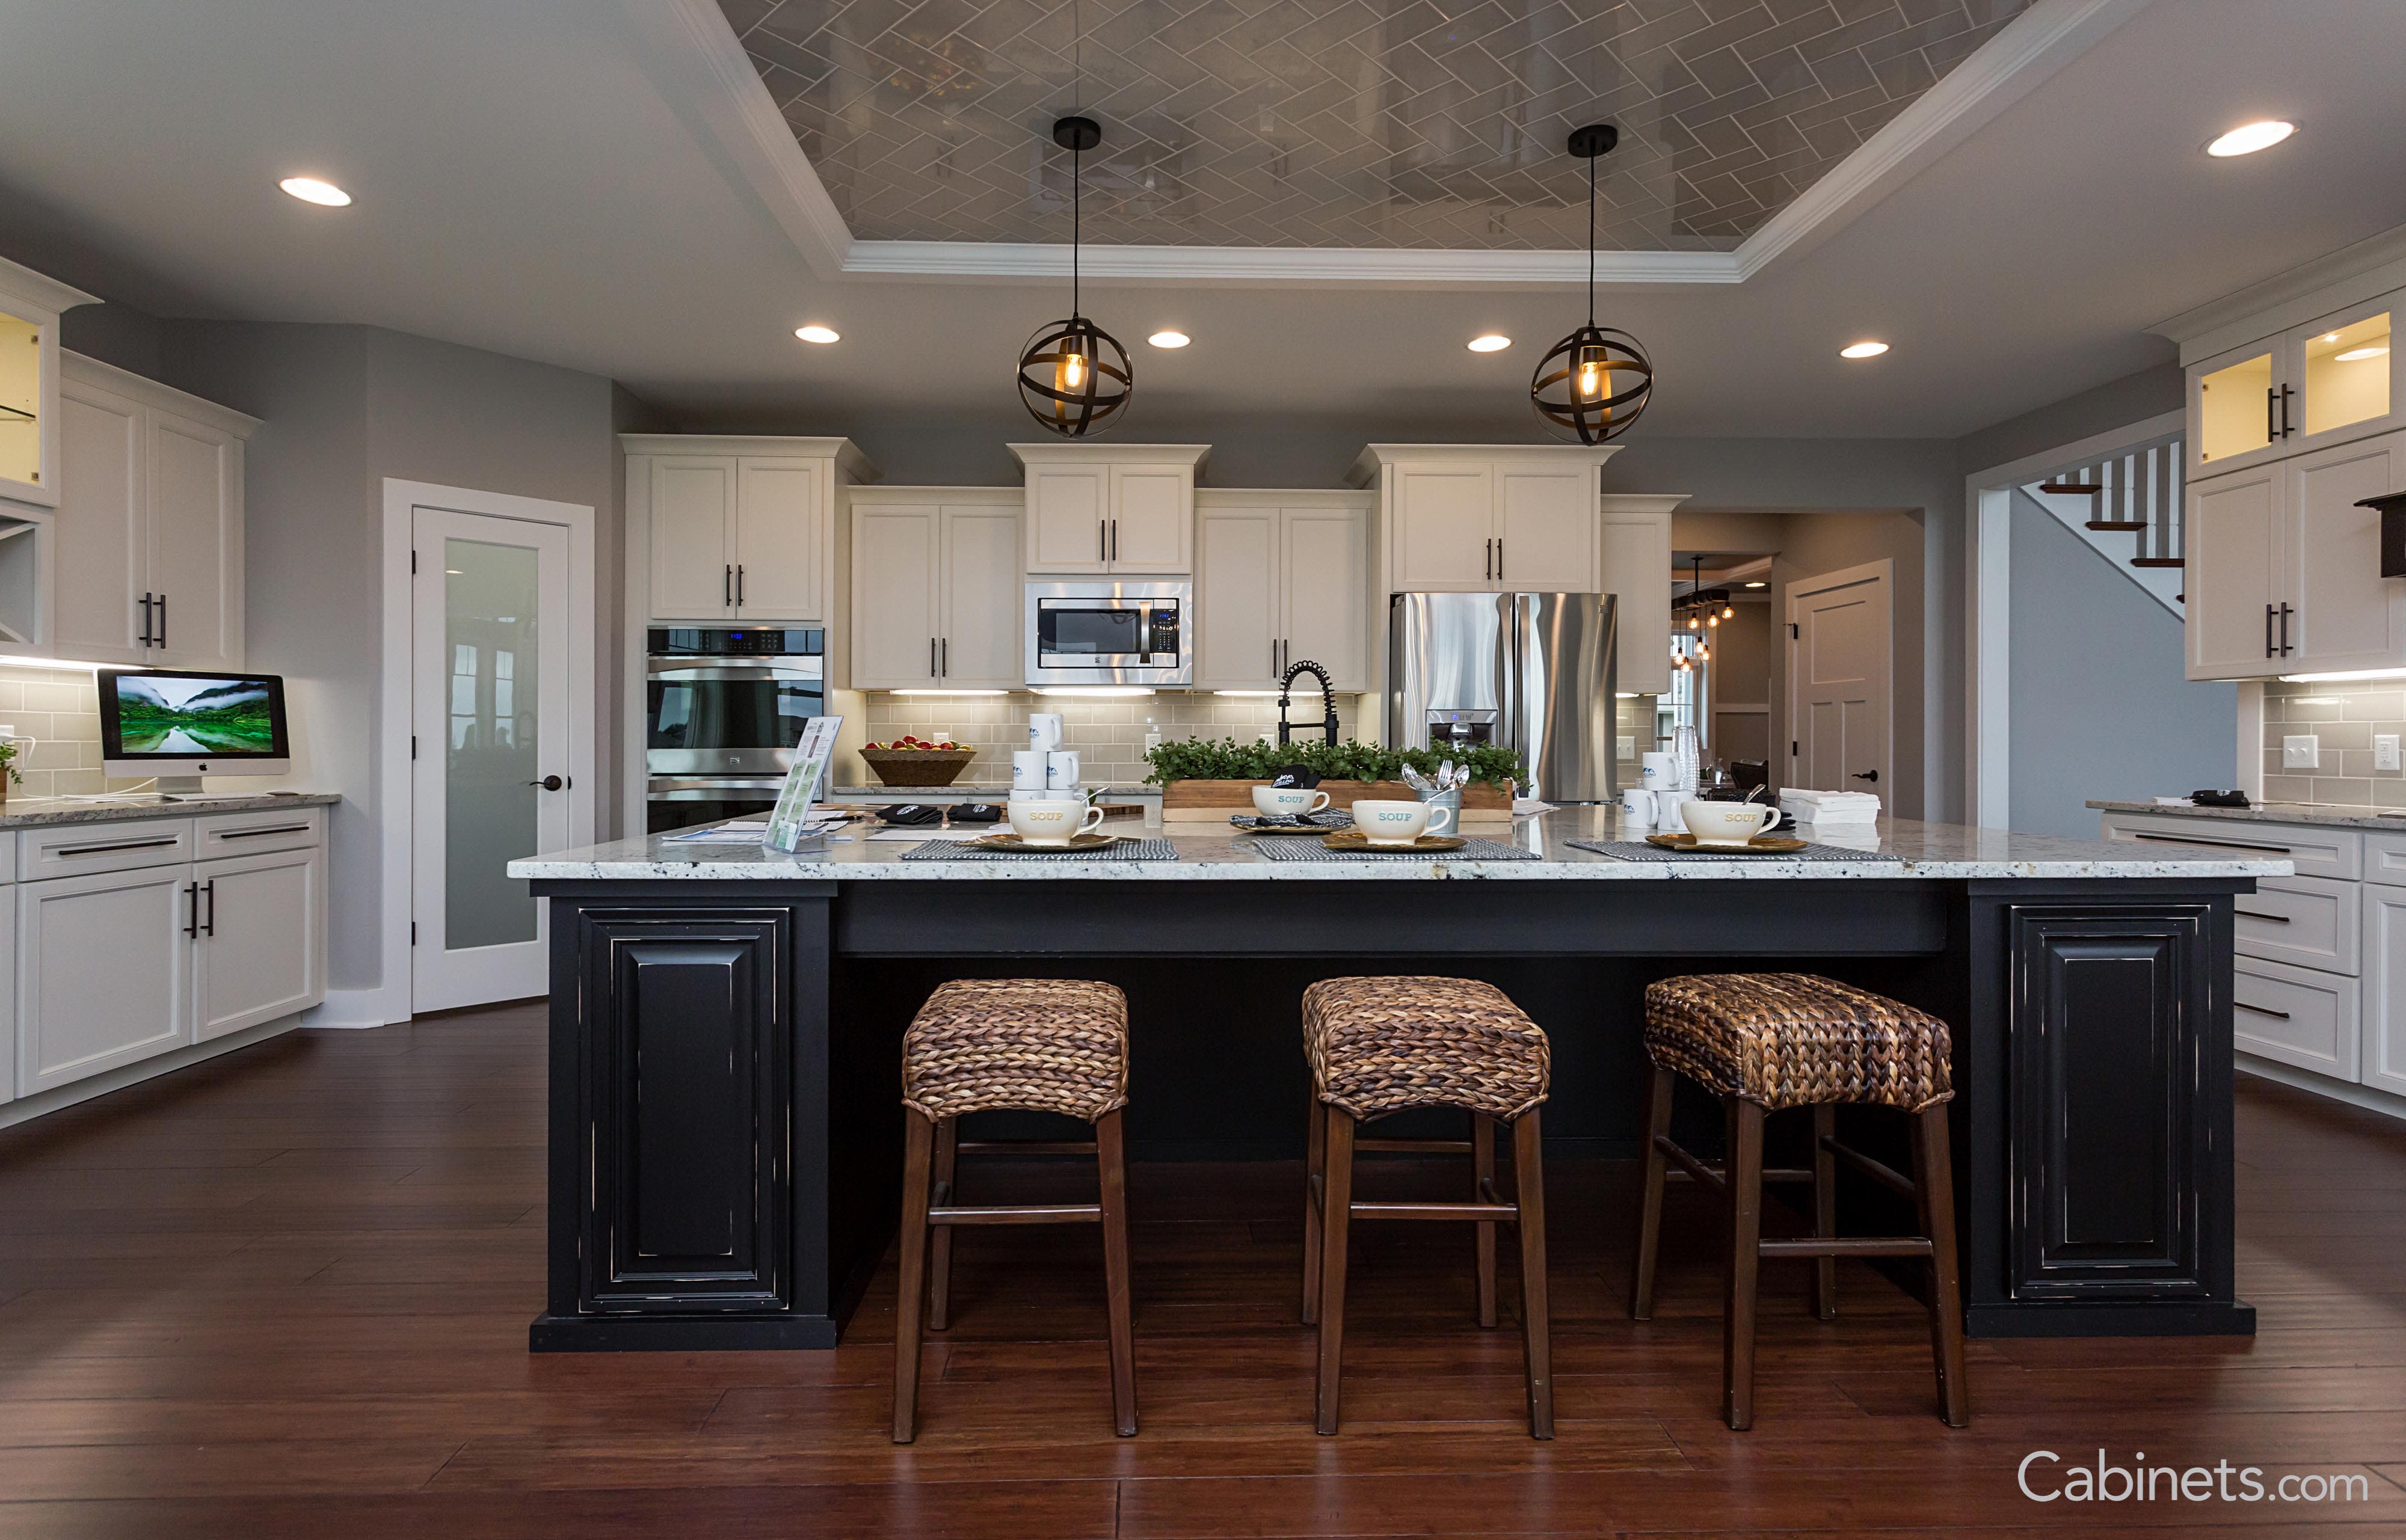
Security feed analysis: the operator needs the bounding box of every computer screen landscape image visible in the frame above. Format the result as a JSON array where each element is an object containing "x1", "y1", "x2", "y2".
[{"x1": 105, "y1": 672, "x2": 286, "y2": 758}]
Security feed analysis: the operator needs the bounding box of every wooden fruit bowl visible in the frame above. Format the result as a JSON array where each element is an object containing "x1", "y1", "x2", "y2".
[{"x1": 861, "y1": 747, "x2": 977, "y2": 788}]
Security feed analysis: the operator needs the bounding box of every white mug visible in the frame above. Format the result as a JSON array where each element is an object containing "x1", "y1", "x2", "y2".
[
  {"x1": 1008, "y1": 799, "x2": 1107, "y2": 846},
  {"x1": 1011, "y1": 750, "x2": 1048, "y2": 792},
  {"x1": 1027, "y1": 713, "x2": 1065, "y2": 752},
  {"x1": 1680, "y1": 800, "x2": 1788, "y2": 847},
  {"x1": 1252, "y1": 785, "x2": 1332, "y2": 818},
  {"x1": 1619, "y1": 788, "x2": 1655, "y2": 826},
  {"x1": 1045, "y1": 749, "x2": 1081, "y2": 790},
  {"x1": 1640, "y1": 751, "x2": 1679, "y2": 790},
  {"x1": 1352, "y1": 798, "x2": 1453, "y2": 846}
]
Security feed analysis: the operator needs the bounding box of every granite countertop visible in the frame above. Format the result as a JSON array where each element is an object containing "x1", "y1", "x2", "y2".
[
  {"x1": 0, "y1": 791, "x2": 340, "y2": 830},
  {"x1": 2089, "y1": 799, "x2": 2406, "y2": 832},
  {"x1": 512, "y1": 812, "x2": 2291, "y2": 883},
  {"x1": 828, "y1": 784, "x2": 1160, "y2": 798}
]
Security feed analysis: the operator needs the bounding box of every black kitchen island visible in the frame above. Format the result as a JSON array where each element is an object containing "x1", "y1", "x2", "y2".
[{"x1": 512, "y1": 812, "x2": 2280, "y2": 1352}]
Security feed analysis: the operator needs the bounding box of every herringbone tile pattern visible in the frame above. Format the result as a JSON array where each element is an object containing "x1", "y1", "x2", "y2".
[{"x1": 716, "y1": 0, "x2": 2032, "y2": 249}]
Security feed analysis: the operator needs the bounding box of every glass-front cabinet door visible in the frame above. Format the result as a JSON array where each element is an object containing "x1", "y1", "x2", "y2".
[
  {"x1": 2191, "y1": 294, "x2": 2405, "y2": 483},
  {"x1": 2298, "y1": 301, "x2": 2394, "y2": 444},
  {"x1": 2195, "y1": 345, "x2": 2275, "y2": 472},
  {"x1": 0, "y1": 257, "x2": 93, "y2": 509}
]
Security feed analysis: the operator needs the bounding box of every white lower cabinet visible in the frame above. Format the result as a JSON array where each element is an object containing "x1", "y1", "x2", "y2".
[
  {"x1": 2360, "y1": 882, "x2": 2406, "y2": 1097},
  {"x1": 193, "y1": 844, "x2": 325, "y2": 1042},
  {"x1": 16, "y1": 860, "x2": 194, "y2": 1096},
  {"x1": 2234, "y1": 954, "x2": 2360, "y2": 1081}
]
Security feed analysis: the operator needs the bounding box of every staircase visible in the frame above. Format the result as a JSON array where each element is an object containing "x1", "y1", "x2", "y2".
[{"x1": 2022, "y1": 432, "x2": 2185, "y2": 617}]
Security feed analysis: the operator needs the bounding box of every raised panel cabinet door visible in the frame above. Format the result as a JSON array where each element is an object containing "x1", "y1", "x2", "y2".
[
  {"x1": 146, "y1": 410, "x2": 241, "y2": 667},
  {"x1": 2184, "y1": 467, "x2": 2285, "y2": 680},
  {"x1": 1599, "y1": 498, "x2": 1675, "y2": 696},
  {"x1": 648, "y1": 456, "x2": 736, "y2": 619},
  {"x1": 2286, "y1": 431, "x2": 2406, "y2": 674},
  {"x1": 1193, "y1": 507, "x2": 1279, "y2": 687},
  {"x1": 1391, "y1": 462, "x2": 1496, "y2": 590},
  {"x1": 2362, "y1": 886, "x2": 2406, "y2": 1097},
  {"x1": 1280, "y1": 507, "x2": 1368, "y2": 690},
  {"x1": 1027, "y1": 465, "x2": 1109, "y2": 572},
  {"x1": 1495, "y1": 467, "x2": 1596, "y2": 590},
  {"x1": 1107, "y1": 463, "x2": 1192, "y2": 572},
  {"x1": 2008, "y1": 906, "x2": 2212, "y2": 1300},
  {"x1": 938, "y1": 505, "x2": 1024, "y2": 687},
  {"x1": 849, "y1": 505, "x2": 939, "y2": 688},
  {"x1": 52, "y1": 378, "x2": 149, "y2": 661},
  {"x1": 579, "y1": 907, "x2": 790, "y2": 1313},
  {"x1": 732, "y1": 458, "x2": 822, "y2": 620},
  {"x1": 192, "y1": 845, "x2": 325, "y2": 1042},
  {"x1": 17, "y1": 863, "x2": 194, "y2": 1097}
]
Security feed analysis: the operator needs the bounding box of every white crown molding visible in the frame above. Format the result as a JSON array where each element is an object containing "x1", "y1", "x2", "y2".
[
  {"x1": 62, "y1": 351, "x2": 261, "y2": 437},
  {"x1": 648, "y1": 0, "x2": 2143, "y2": 289},
  {"x1": 1007, "y1": 442, "x2": 1211, "y2": 470},
  {"x1": 2149, "y1": 221, "x2": 2406, "y2": 363},
  {"x1": 0, "y1": 254, "x2": 100, "y2": 314}
]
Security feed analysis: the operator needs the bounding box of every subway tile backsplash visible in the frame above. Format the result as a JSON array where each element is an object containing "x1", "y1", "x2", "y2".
[
  {"x1": 859, "y1": 692, "x2": 1362, "y2": 787},
  {"x1": 0, "y1": 663, "x2": 119, "y2": 799},
  {"x1": 2262, "y1": 678, "x2": 2406, "y2": 806}
]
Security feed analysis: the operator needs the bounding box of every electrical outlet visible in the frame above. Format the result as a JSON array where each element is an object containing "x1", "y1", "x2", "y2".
[
  {"x1": 2380, "y1": 735, "x2": 2402, "y2": 772},
  {"x1": 2283, "y1": 734, "x2": 2321, "y2": 770}
]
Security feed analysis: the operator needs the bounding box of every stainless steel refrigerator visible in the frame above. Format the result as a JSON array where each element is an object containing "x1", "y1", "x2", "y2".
[{"x1": 1387, "y1": 592, "x2": 1618, "y2": 803}]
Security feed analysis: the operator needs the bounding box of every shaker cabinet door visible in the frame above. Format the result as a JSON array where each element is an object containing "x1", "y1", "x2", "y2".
[
  {"x1": 2285, "y1": 430, "x2": 2406, "y2": 675},
  {"x1": 193, "y1": 845, "x2": 324, "y2": 1041},
  {"x1": 2184, "y1": 467, "x2": 2284, "y2": 680},
  {"x1": 850, "y1": 505, "x2": 938, "y2": 689},
  {"x1": 1280, "y1": 507, "x2": 1367, "y2": 691},
  {"x1": 938, "y1": 505, "x2": 1024, "y2": 687},
  {"x1": 1495, "y1": 467, "x2": 1596, "y2": 590},
  {"x1": 1106, "y1": 463, "x2": 1192, "y2": 572},
  {"x1": 2362, "y1": 886, "x2": 2406, "y2": 1097},
  {"x1": 1391, "y1": 462, "x2": 1495, "y2": 590},
  {"x1": 1026, "y1": 466, "x2": 1109, "y2": 573},
  {"x1": 1193, "y1": 507, "x2": 1279, "y2": 688},
  {"x1": 52, "y1": 377, "x2": 149, "y2": 662},
  {"x1": 648, "y1": 457, "x2": 736, "y2": 620},
  {"x1": 17, "y1": 864, "x2": 193, "y2": 1096},
  {"x1": 732, "y1": 458, "x2": 822, "y2": 621},
  {"x1": 146, "y1": 410, "x2": 242, "y2": 669}
]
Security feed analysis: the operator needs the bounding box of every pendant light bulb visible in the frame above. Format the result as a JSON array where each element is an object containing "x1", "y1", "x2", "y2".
[
  {"x1": 1060, "y1": 350, "x2": 1088, "y2": 393},
  {"x1": 1721, "y1": 604, "x2": 1735, "y2": 621}
]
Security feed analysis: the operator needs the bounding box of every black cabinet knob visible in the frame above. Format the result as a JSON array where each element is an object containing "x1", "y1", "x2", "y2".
[
  {"x1": 1851, "y1": 769, "x2": 1878, "y2": 782},
  {"x1": 530, "y1": 775, "x2": 564, "y2": 791}
]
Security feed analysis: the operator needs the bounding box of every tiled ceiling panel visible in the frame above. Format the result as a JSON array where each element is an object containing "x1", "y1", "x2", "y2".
[{"x1": 718, "y1": 0, "x2": 2034, "y2": 250}]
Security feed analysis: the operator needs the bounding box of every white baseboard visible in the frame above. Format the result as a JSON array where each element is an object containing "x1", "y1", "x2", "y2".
[
  {"x1": 304, "y1": 987, "x2": 404, "y2": 1029},
  {"x1": 2238, "y1": 1053, "x2": 2406, "y2": 1123},
  {"x1": 0, "y1": 1014, "x2": 307, "y2": 1132}
]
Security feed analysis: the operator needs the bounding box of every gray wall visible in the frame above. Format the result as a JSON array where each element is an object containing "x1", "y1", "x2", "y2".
[
  {"x1": 1957, "y1": 363, "x2": 2183, "y2": 478},
  {"x1": 2008, "y1": 493, "x2": 2236, "y2": 837}
]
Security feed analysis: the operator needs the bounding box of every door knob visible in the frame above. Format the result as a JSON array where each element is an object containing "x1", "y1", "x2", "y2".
[
  {"x1": 1851, "y1": 770, "x2": 1878, "y2": 782},
  {"x1": 530, "y1": 775, "x2": 564, "y2": 791}
]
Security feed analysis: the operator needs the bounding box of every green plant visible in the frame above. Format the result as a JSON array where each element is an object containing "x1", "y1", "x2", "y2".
[
  {"x1": 1143, "y1": 735, "x2": 1522, "y2": 788},
  {"x1": 0, "y1": 738, "x2": 20, "y2": 788}
]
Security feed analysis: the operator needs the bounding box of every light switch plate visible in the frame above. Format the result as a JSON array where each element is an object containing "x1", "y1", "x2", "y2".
[
  {"x1": 2380, "y1": 735, "x2": 2402, "y2": 772},
  {"x1": 2284, "y1": 734, "x2": 2321, "y2": 770},
  {"x1": 1617, "y1": 735, "x2": 1636, "y2": 758}
]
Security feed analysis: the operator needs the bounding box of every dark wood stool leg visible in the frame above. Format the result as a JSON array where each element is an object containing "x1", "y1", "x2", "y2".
[
  {"x1": 1914, "y1": 1105, "x2": 1971, "y2": 1428},
  {"x1": 1314, "y1": 1106, "x2": 1357, "y2": 1436},
  {"x1": 1810, "y1": 1103, "x2": 1838, "y2": 1322},
  {"x1": 928, "y1": 1117, "x2": 960, "y2": 1331},
  {"x1": 1302, "y1": 1090, "x2": 1326, "y2": 1325},
  {"x1": 1472, "y1": 1112, "x2": 1498, "y2": 1328},
  {"x1": 1629, "y1": 1063, "x2": 1674, "y2": 1321},
  {"x1": 1094, "y1": 1107, "x2": 1139, "y2": 1437},
  {"x1": 1512, "y1": 1108, "x2": 1554, "y2": 1439},
  {"x1": 1722, "y1": 1097, "x2": 1765, "y2": 1432},
  {"x1": 892, "y1": 1109, "x2": 936, "y2": 1444}
]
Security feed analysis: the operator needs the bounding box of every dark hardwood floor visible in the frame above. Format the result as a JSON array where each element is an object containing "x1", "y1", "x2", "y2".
[{"x1": 2, "y1": 1004, "x2": 2404, "y2": 1536}]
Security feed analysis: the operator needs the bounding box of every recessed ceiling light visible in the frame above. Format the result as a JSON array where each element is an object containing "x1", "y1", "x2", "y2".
[
  {"x1": 2336, "y1": 346, "x2": 2391, "y2": 362},
  {"x1": 1147, "y1": 330, "x2": 1190, "y2": 349},
  {"x1": 2206, "y1": 120, "x2": 2295, "y2": 157},
  {"x1": 278, "y1": 177, "x2": 351, "y2": 206},
  {"x1": 1839, "y1": 340, "x2": 1889, "y2": 359},
  {"x1": 1744, "y1": 580, "x2": 1765, "y2": 588},
  {"x1": 1468, "y1": 334, "x2": 1512, "y2": 352},
  {"x1": 794, "y1": 325, "x2": 840, "y2": 344}
]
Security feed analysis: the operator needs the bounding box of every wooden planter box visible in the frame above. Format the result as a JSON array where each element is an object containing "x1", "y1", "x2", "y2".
[{"x1": 1161, "y1": 778, "x2": 1515, "y2": 824}]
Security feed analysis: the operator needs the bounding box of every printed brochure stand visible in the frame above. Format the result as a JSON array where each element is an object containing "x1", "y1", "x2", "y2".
[{"x1": 762, "y1": 716, "x2": 842, "y2": 854}]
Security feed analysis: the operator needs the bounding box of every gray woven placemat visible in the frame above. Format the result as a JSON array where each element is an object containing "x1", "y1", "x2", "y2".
[
  {"x1": 1248, "y1": 835, "x2": 1540, "y2": 862},
  {"x1": 1566, "y1": 838, "x2": 1898, "y2": 863},
  {"x1": 901, "y1": 836, "x2": 1178, "y2": 861},
  {"x1": 1228, "y1": 810, "x2": 1355, "y2": 830}
]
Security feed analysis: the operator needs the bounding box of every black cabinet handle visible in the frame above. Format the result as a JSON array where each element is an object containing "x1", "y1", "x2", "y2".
[
  {"x1": 940, "y1": 637, "x2": 947, "y2": 676},
  {"x1": 929, "y1": 637, "x2": 937, "y2": 678},
  {"x1": 1100, "y1": 521, "x2": 1107, "y2": 562},
  {"x1": 2279, "y1": 383, "x2": 2297, "y2": 438},
  {"x1": 1496, "y1": 538, "x2": 1503, "y2": 580},
  {"x1": 2234, "y1": 909, "x2": 2289, "y2": 923},
  {"x1": 2266, "y1": 603, "x2": 2277, "y2": 657},
  {"x1": 2124, "y1": 830, "x2": 2293, "y2": 855},
  {"x1": 155, "y1": 592, "x2": 166, "y2": 648},
  {"x1": 2236, "y1": 1001, "x2": 2292, "y2": 1020},
  {"x1": 2280, "y1": 603, "x2": 2295, "y2": 656},
  {"x1": 2266, "y1": 385, "x2": 2277, "y2": 443},
  {"x1": 58, "y1": 835, "x2": 180, "y2": 856},
  {"x1": 184, "y1": 882, "x2": 200, "y2": 939},
  {"x1": 723, "y1": 565, "x2": 731, "y2": 606},
  {"x1": 215, "y1": 823, "x2": 312, "y2": 839},
  {"x1": 1111, "y1": 519, "x2": 1119, "y2": 562},
  {"x1": 528, "y1": 775, "x2": 563, "y2": 791},
  {"x1": 138, "y1": 593, "x2": 155, "y2": 648},
  {"x1": 736, "y1": 565, "x2": 745, "y2": 605},
  {"x1": 202, "y1": 879, "x2": 216, "y2": 937}
]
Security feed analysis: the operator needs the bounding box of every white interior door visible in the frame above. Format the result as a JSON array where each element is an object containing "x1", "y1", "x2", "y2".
[
  {"x1": 1787, "y1": 561, "x2": 1892, "y2": 798},
  {"x1": 412, "y1": 506, "x2": 571, "y2": 1011}
]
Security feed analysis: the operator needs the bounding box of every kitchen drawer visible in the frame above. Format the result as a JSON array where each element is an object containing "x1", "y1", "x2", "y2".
[
  {"x1": 0, "y1": 831, "x2": 16, "y2": 884},
  {"x1": 18, "y1": 818, "x2": 195, "y2": 881},
  {"x1": 2361, "y1": 830, "x2": 2406, "y2": 887},
  {"x1": 2234, "y1": 956, "x2": 2361, "y2": 1081},
  {"x1": 196, "y1": 806, "x2": 324, "y2": 860},
  {"x1": 2235, "y1": 874, "x2": 2359, "y2": 975},
  {"x1": 2099, "y1": 811, "x2": 2355, "y2": 879}
]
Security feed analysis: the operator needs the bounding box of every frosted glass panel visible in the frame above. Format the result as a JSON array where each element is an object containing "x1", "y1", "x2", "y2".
[
  {"x1": 2198, "y1": 352, "x2": 2272, "y2": 465},
  {"x1": 0, "y1": 310, "x2": 38, "y2": 488},
  {"x1": 444, "y1": 537, "x2": 541, "y2": 950},
  {"x1": 2304, "y1": 313, "x2": 2391, "y2": 436}
]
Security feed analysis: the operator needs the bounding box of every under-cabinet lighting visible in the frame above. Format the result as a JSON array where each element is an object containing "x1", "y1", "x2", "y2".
[
  {"x1": 888, "y1": 689, "x2": 1007, "y2": 696},
  {"x1": 2287, "y1": 696, "x2": 2342, "y2": 705},
  {"x1": 279, "y1": 176, "x2": 352, "y2": 206},
  {"x1": 1839, "y1": 341, "x2": 1889, "y2": 359},
  {"x1": 2336, "y1": 346, "x2": 2390, "y2": 362},
  {"x1": 2278, "y1": 669, "x2": 2406, "y2": 683},
  {"x1": 1032, "y1": 686, "x2": 1155, "y2": 698},
  {"x1": 2206, "y1": 120, "x2": 2295, "y2": 158},
  {"x1": 1214, "y1": 690, "x2": 1284, "y2": 697}
]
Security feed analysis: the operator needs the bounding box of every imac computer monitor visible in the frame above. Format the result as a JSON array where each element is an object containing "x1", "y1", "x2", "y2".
[{"x1": 100, "y1": 669, "x2": 291, "y2": 789}]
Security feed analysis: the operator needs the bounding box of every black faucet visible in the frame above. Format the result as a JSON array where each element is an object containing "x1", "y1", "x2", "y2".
[{"x1": 1277, "y1": 658, "x2": 1339, "y2": 747}]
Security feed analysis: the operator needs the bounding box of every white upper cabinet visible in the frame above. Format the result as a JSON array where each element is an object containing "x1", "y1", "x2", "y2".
[
  {"x1": 847, "y1": 490, "x2": 1022, "y2": 690},
  {"x1": 2185, "y1": 464, "x2": 2284, "y2": 680},
  {"x1": 46, "y1": 354, "x2": 253, "y2": 670},
  {"x1": 1011, "y1": 444, "x2": 1207, "y2": 575},
  {"x1": 1389, "y1": 461, "x2": 1495, "y2": 589},
  {"x1": 1598, "y1": 494, "x2": 1682, "y2": 698},
  {"x1": 1193, "y1": 495, "x2": 1369, "y2": 691},
  {"x1": 626, "y1": 437, "x2": 874, "y2": 624},
  {"x1": 1495, "y1": 466, "x2": 1596, "y2": 587},
  {"x1": 0, "y1": 256, "x2": 99, "y2": 510},
  {"x1": 2191, "y1": 299, "x2": 2400, "y2": 480}
]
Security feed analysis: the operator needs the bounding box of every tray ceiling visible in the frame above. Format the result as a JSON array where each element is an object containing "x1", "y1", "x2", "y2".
[{"x1": 717, "y1": 0, "x2": 2035, "y2": 251}]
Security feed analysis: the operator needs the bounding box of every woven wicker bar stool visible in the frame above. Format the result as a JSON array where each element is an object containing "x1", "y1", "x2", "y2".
[
  {"x1": 1629, "y1": 973, "x2": 1968, "y2": 1432},
  {"x1": 891, "y1": 978, "x2": 1136, "y2": 1444},
  {"x1": 1300, "y1": 975, "x2": 1554, "y2": 1438}
]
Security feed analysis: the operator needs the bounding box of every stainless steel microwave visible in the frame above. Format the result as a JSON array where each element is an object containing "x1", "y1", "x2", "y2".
[{"x1": 1025, "y1": 580, "x2": 1191, "y2": 687}]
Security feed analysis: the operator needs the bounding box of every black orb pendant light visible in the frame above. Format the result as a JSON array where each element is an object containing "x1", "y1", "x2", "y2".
[
  {"x1": 1531, "y1": 123, "x2": 1654, "y2": 444},
  {"x1": 1017, "y1": 115, "x2": 1132, "y2": 437}
]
